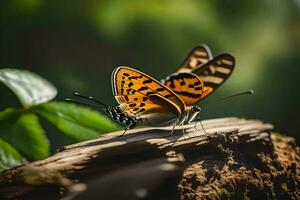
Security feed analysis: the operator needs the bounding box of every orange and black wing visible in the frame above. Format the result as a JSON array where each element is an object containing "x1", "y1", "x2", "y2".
[
  {"x1": 192, "y1": 54, "x2": 235, "y2": 99},
  {"x1": 162, "y1": 73, "x2": 204, "y2": 106},
  {"x1": 112, "y1": 66, "x2": 186, "y2": 126},
  {"x1": 163, "y1": 54, "x2": 234, "y2": 105}
]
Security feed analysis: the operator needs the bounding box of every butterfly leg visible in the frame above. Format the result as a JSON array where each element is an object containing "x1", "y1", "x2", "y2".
[
  {"x1": 168, "y1": 116, "x2": 185, "y2": 145},
  {"x1": 118, "y1": 120, "x2": 137, "y2": 137},
  {"x1": 180, "y1": 115, "x2": 188, "y2": 140},
  {"x1": 170, "y1": 123, "x2": 177, "y2": 135},
  {"x1": 182, "y1": 123, "x2": 187, "y2": 140},
  {"x1": 167, "y1": 119, "x2": 179, "y2": 137},
  {"x1": 197, "y1": 120, "x2": 207, "y2": 134},
  {"x1": 118, "y1": 128, "x2": 128, "y2": 137},
  {"x1": 194, "y1": 121, "x2": 198, "y2": 130}
]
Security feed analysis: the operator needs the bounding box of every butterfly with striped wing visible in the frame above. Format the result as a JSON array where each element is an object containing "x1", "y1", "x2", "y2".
[{"x1": 66, "y1": 45, "x2": 235, "y2": 135}]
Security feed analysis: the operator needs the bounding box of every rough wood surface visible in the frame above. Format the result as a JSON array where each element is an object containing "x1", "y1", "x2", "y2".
[{"x1": 0, "y1": 117, "x2": 299, "y2": 200}]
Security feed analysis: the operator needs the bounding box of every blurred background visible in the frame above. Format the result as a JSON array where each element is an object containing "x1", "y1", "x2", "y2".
[{"x1": 1, "y1": 0, "x2": 299, "y2": 144}]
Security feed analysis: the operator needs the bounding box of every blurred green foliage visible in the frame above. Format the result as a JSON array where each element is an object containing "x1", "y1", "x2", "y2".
[
  {"x1": 0, "y1": 69, "x2": 119, "y2": 171},
  {"x1": 0, "y1": 0, "x2": 300, "y2": 165},
  {"x1": 0, "y1": 138, "x2": 25, "y2": 171}
]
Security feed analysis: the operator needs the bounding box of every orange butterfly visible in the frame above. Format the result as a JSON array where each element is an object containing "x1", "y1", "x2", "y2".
[{"x1": 67, "y1": 45, "x2": 235, "y2": 134}]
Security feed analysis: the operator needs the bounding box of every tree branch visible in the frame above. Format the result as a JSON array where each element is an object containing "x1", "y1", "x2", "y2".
[{"x1": 0, "y1": 117, "x2": 299, "y2": 200}]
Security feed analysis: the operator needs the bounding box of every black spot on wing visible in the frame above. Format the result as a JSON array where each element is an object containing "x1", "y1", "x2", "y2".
[
  {"x1": 138, "y1": 87, "x2": 148, "y2": 92},
  {"x1": 143, "y1": 79, "x2": 152, "y2": 84},
  {"x1": 125, "y1": 96, "x2": 129, "y2": 101},
  {"x1": 202, "y1": 82, "x2": 218, "y2": 88},
  {"x1": 180, "y1": 81, "x2": 185, "y2": 86},
  {"x1": 170, "y1": 83, "x2": 175, "y2": 89},
  {"x1": 173, "y1": 91, "x2": 201, "y2": 98},
  {"x1": 167, "y1": 73, "x2": 196, "y2": 80},
  {"x1": 194, "y1": 81, "x2": 201, "y2": 86},
  {"x1": 146, "y1": 91, "x2": 155, "y2": 96},
  {"x1": 155, "y1": 88, "x2": 165, "y2": 92},
  {"x1": 129, "y1": 75, "x2": 143, "y2": 80},
  {"x1": 129, "y1": 103, "x2": 136, "y2": 107},
  {"x1": 140, "y1": 103, "x2": 145, "y2": 107}
]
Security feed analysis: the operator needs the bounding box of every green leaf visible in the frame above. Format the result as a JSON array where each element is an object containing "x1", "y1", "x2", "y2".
[
  {"x1": 0, "y1": 68, "x2": 57, "y2": 108},
  {"x1": 32, "y1": 101, "x2": 120, "y2": 141},
  {"x1": 0, "y1": 108, "x2": 50, "y2": 160},
  {"x1": 0, "y1": 138, "x2": 26, "y2": 172}
]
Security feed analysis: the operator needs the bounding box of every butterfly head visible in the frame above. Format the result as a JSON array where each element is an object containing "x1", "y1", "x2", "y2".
[
  {"x1": 185, "y1": 105, "x2": 202, "y2": 124},
  {"x1": 192, "y1": 105, "x2": 201, "y2": 113}
]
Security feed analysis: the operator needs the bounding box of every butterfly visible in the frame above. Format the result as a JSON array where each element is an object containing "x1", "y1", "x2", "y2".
[{"x1": 67, "y1": 45, "x2": 235, "y2": 134}]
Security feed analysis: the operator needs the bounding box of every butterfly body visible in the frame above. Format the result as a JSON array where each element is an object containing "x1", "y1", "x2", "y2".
[
  {"x1": 105, "y1": 106, "x2": 137, "y2": 129},
  {"x1": 106, "y1": 103, "x2": 201, "y2": 130}
]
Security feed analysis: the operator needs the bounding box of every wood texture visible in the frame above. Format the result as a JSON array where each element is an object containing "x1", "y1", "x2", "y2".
[{"x1": 0, "y1": 117, "x2": 298, "y2": 200}]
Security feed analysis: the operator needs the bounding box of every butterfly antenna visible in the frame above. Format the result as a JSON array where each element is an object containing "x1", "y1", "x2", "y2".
[
  {"x1": 204, "y1": 89, "x2": 254, "y2": 106},
  {"x1": 194, "y1": 90, "x2": 254, "y2": 125},
  {"x1": 73, "y1": 92, "x2": 108, "y2": 107},
  {"x1": 217, "y1": 89, "x2": 254, "y2": 102},
  {"x1": 65, "y1": 98, "x2": 105, "y2": 109}
]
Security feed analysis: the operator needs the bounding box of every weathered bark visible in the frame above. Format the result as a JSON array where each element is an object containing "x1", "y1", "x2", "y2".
[{"x1": 0, "y1": 117, "x2": 299, "y2": 200}]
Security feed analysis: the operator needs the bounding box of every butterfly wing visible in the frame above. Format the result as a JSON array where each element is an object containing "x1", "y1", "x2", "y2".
[
  {"x1": 192, "y1": 54, "x2": 235, "y2": 99},
  {"x1": 177, "y1": 44, "x2": 212, "y2": 73},
  {"x1": 160, "y1": 44, "x2": 211, "y2": 106},
  {"x1": 163, "y1": 54, "x2": 234, "y2": 105},
  {"x1": 112, "y1": 66, "x2": 185, "y2": 126},
  {"x1": 162, "y1": 73, "x2": 204, "y2": 106}
]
